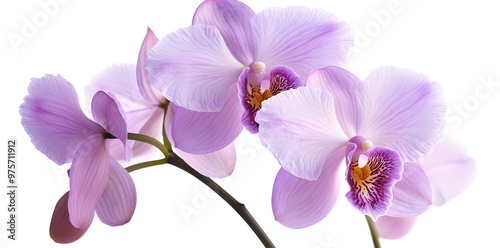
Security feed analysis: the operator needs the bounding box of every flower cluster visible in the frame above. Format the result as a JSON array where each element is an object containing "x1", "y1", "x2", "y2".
[{"x1": 19, "y1": 0, "x2": 475, "y2": 246}]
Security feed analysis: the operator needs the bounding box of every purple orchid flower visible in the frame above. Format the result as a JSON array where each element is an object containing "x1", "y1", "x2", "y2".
[
  {"x1": 145, "y1": 0, "x2": 353, "y2": 153},
  {"x1": 375, "y1": 137, "x2": 476, "y2": 239},
  {"x1": 88, "y1": 28, "x2": 236, "y2": 178},
  {"x1": 255, "y1": 66, "x2": 446, "y2": 227},
  {"x1": 19, "y1": 75, "x2": 136, "y2": 243}
]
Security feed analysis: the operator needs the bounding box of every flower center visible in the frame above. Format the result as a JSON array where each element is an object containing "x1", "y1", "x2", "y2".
[
  {"x1": 244, "y1": 62, "x2": 269, "y2": 110},
  {"x1": 345, "y1": 136, "x2": 404, "y2": 219},
  {"x1": 348, "y1": 136, "x2": 375, "y2": 184},
  {"x1": 247, "y1": 88, "x2": 272, "y2": 110},
  {"x1": 352, "y1": 160, "x2": 372, "y2": 181},
  {"x1": 238, "y1": 62, "x2": 302, "y2": 133}
]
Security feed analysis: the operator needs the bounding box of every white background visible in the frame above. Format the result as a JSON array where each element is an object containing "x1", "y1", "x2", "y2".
[{"x1": 1, "y1": 0, "x2": 499, "y2": 247}]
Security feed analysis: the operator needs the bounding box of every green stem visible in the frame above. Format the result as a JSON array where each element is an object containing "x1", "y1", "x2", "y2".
[
  {"x1": 123, "y1": 132, "x2": 171, "y2": 172},
  {"x1": 127, "y1": 133, "x2": 171, "y2": 159},
  {"x1": 365, "y1": 215, "x2": 382, "y2": 248},
  {"x1": 113, "y1": 132, "x2": 275, "y2": 247},
  {"x1": 168, "y1": 154, "x2": 275, "y2": 248},
  {"x1": 126, "y1": 158, "x2": 168, "y2": 173},
  {"x1": 104, "y1": 132, "x2": 170, "y2": 158}
]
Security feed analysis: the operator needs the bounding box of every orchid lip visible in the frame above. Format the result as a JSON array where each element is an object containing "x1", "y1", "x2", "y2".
[
  {"x1": 345, "y1": 146, "x2": 404, "y2": 220},
  {"x1": 345, "y1": 136, "x2": 404, "y2": 219}
]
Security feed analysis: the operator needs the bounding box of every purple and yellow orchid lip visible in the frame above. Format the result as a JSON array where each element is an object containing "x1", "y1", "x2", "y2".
[
  {"x1": 238, "y1": 62, "x2": 303, "y2": 133},
  {"x1": 345, "y1": 136, "x2": 404, "y2": 220}
]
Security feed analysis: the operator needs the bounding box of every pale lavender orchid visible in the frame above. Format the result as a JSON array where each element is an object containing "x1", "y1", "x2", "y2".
[
  {"x1": 88, "y1": 28, "x2": 236, "y2": 178},
  {"x1": 87, "y1": 28, "x2": 165, "y2": 161},
  {"x1": 19, "y1": 75, "x2": 136, "y2": 243},
  {"x1": 145, "y1": 0, "x2": 353, "y2": 153},
  {"x1": 375, "y1": 137, "x2": 476, "y2": 239},
  {"x1": 256, "y1": 66, "x2": 446, "y2": 227}
]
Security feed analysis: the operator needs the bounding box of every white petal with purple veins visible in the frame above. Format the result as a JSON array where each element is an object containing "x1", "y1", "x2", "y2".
[
  {"x1": 251, "y1": 7, "x2": 353, "y2": 80},
  {"x1": 356, "y1": 66, "x2": 446, "y2": 162},
  {"x1": 146, "y1": 24, "x2": 244, "y2": 112},
  {"x1": 272, "y1": 149, "x2": 344, "y2": 228},
  {"x1": 193, "y1": 0, "x2": 256, "y2": 65},
  {"x1": 257, "y1": 87, "x2": 347, "y2": 180}
]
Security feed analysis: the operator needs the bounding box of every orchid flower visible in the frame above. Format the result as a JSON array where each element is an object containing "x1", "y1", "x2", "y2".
[
  {"x1": 256, "y1": 66, "x2": 446, "y2": 227},
  {"x1": 88, "y1": 28, "x2": 236, "y2": 178},
  {"x1": 87, "y1": 28, "x2": 165, "y2": 161},
  {"x1": 19, "y1": 75, "x2": 136, "y2": 243},
  {"x1": 375, "y1": 137, "x2": 476, "y2": 239},
  {"x1": 145, "y1": 0, "x2": 353, "y2": 153}
]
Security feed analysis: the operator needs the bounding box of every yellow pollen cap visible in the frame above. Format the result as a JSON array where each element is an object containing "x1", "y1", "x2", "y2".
[
  {"x1": 361, "y1": 140, "x2": 373, "y2": 151},
  {"x1": 252, "y1": 62, "x2": 266, "y2": 74}
]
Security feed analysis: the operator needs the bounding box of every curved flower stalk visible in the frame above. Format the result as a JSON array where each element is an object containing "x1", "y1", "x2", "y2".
[
  {"x1": 256, "y1": 66, "x2": 446, "y2": 227},
  {"x1": 145, "y1": 0, "x2": 353, "y2": 154},
  {"x1": 19, "y1": 75, "x2": 136, "y2": 243},
  {"x1": 375, "y1": 137, "x2": 476, "y2": 239},
  {"x1": 88, "y1": 27, "x2": 236, "y2": 178}
]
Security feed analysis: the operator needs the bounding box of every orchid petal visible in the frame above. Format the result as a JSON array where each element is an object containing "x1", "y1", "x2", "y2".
[
  {"x1": 256, "y1": 87, "x2": 347, "y2": 180},
  {"x1": 91, "y1": 91, "x2": 127, "y2": 142},
  {"x1": 88, "y1": 64, "x2": 151, "y2": 111},
  {"x1": 137, "y1": 27, "x2": 164, "y2": 103},
  {"x1": 386, "y1": 162, "x2": 432, "y2": 217},
  {"x1": 19, "y1": 74, "x2": 103, "y2": 165},
  {"x1": 375, "y1": 216, "x2": 419, "y2": 239},
  {"x1": 146, "y1": 24, "x2": 243, "y2": 112},
  {"x1": 357, "y1": 66, "x2": 446, "y2": 162},
  {"x1": 68, "y1": 136, "x2": 109, "y2": 228},
  {"x1": 193, "y1": 0, "x2": 255, "y2": 64},
  {"x1": 345, "y1": 146, "x2": 404, "y2": 220},
  {"x1": 421, "y1": 138, "x2": 476, "y2": 206},
  {"x1": 170, "y1": 84, "x2": 243, "y2": 154},
  {"x1": 306, "y1": 66, "x2": 361, "y2": 137},
  {"x1": 50, "y1": 192, "x2": 90, "y2": 243},
  {"x1": 96, "y1": 157, "x2": 136, "y2": 226},
  {"x1": 165, "y1": 104, "x2": 236, "y2": 178},
  {"x1": 105, "y1": 107, "x2": 163, "y2": 161},
  {"x1": 272, "y1": 149, "x2": 343, "y2": 228},
  {"x1": 176, "y1": 144, "x2": 236, "y2": 178},
  {"x1": 237, "y1": 67, "x2": 259, "y2": 133},
  {"x1": 91, "y1": 91, "x2": 130, "y2": 160},
  {"x1": 105, "y1": 139, "x2": 126, "y2": 161},
  {"x1": 129, "y1": 107, "x2": 164, "y2": 157},
  {"x1": 251, "y1": 7, "x2": 352, "y2": 79},
  {"x1": 268, "y1": 65, "x2": 303, "y2": 94},
  {"x1": 88, "y1": 64, "x2": 163, "y2": 160}
]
